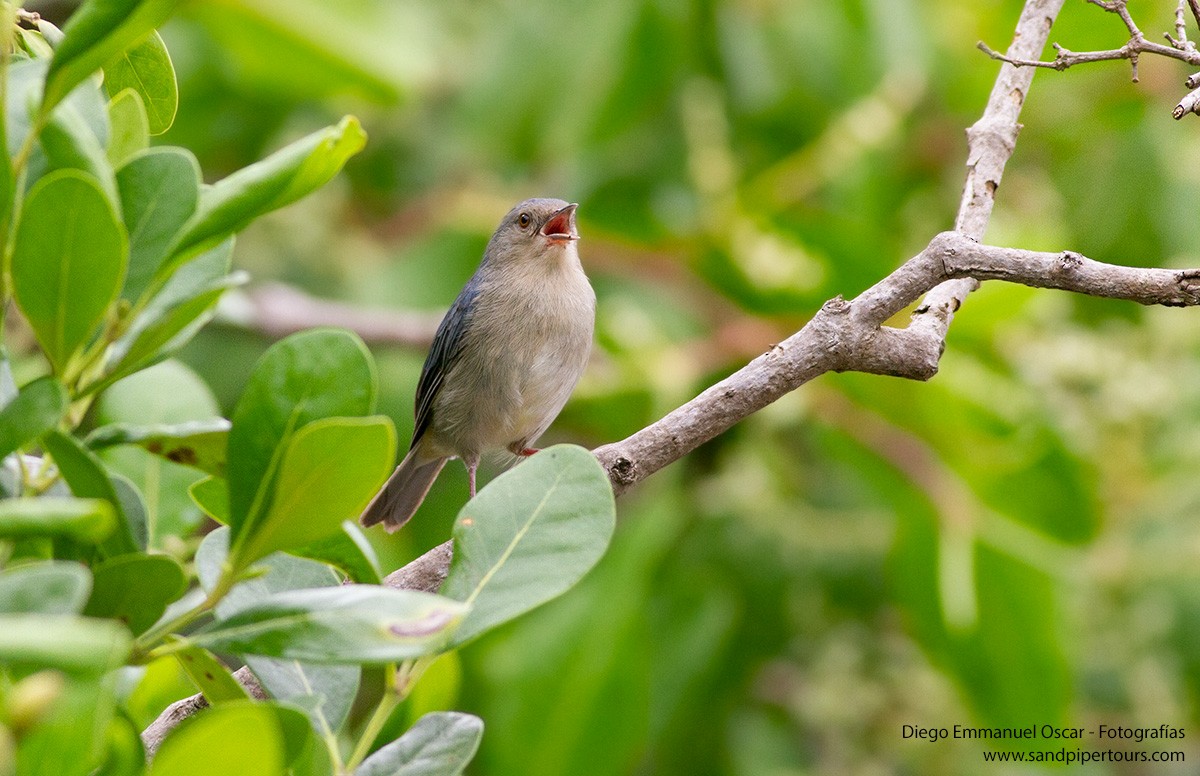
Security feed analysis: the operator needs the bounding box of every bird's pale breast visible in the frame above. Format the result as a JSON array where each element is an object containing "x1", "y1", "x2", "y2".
[{"x1": 425, "y1": 255, "x2": 594, "y2": 460}]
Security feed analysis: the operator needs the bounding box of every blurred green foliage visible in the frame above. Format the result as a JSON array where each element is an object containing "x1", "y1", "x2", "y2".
[{"x1": 11, "y1": 0, "x2": 1200, "y2": 773}]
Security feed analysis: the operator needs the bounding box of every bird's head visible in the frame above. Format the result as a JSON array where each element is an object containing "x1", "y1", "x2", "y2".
[{"x1": 485, "y1": 198, "x2": 581, "y2": 269}]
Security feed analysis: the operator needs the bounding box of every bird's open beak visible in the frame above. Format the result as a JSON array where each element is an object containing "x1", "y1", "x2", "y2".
[{"x1": 541, "y1": 203, "x2": 580, "y2": 243}]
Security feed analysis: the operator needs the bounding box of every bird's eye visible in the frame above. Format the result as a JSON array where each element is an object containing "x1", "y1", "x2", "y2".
[{"x1": 518, "y1": 212, "x2": 531, "y2": 228}]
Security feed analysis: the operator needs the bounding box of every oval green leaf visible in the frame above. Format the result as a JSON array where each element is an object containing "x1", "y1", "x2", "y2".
[
  {"x1": 192, "y1": 586, "x2": 467, "y2": 664},
  {"x1": 188, "y1": 476, "x2": 228, "y2": 524},
  {"x1": 103, "y1": 30, "x2": 177, "y2": 134},
  {"x1": 11, "y1": 170, "x2": 128, "y2": 374},
  {"x1": 0, "y1": 377, "x2": 68, "y2": 461},
  {"x1": 96, "y1": 709, "x2": 147, "y2": 776},
  {"x1": 0, "y1": 613, "x2": 130, "y2": 673},
  {"x1": 358, "y1": 712, "x2": 484, "y2": 776},
  {"x1": 148, "y1": 701, "x2": 290, "y2": 776},
  {"x1": 226, "y1": 328, "x2": 376, "y2": 542},
  {"x1": 115, "y1": 147, "x2": 201, "y2": 303},
  {"x1": 100, "y1": 241, "x2": 243, "y2": 392},
  {"x1": 244, "y1": 653, "x2": 359, "y2": 741},
  {"x1": 172, "y1": 644, "x2": 251, "y2": 704},
  {"x1": 193, "y1": 526, "x2": 338, "y2": 619},
  {"x1": 0, "y1": 561, "x2": 92, "y2": 615},
  {"x1": 7, "y1": 59, "x2": 47, "y2": 158},
  {"x1": 231, "y1": 416, "x2": 395, "y2": 570},
  {"x1": 106, "y1": 87, "x2": 149, "y2": 166},
  {"x1": 42, "y1": 430, "x2": 140, "y2": 554},
  {"x1": 15, "y1": 675, "x2": 119, "y2": 776},
  {"x1": 42, "y1": 0, "x2": 183, "y2": 115},
  {"x1": 83, "y1": 553, "x2": 186, "y2": 634},
  {"x1": 0, "y1": 497, "x2": 115, "y2": 543},
  {"x1": 87, "y1": 418, "x2": 230, "y2": 477},
  {"x1": 40, "y1": 86, "x2": 118, "y2": 204},
  {"x1": 439, "y1": 445, "x2": 616, "y2": 647},
  {"x1": 291, "y1": 520, "x2": 381, "y2": 584},
  {"x1": 164, "y1": 116, "x2": 366, "y2": 269}
]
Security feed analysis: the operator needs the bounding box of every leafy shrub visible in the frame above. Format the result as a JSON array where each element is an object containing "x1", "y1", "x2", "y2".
[{"x1": 0, "y1": 4, "x2": 615, "y2": 774}]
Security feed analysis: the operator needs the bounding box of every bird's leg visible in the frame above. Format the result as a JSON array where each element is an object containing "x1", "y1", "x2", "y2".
[{"x1": 465, "y1": 457, "x2": 478, "y2": 498}]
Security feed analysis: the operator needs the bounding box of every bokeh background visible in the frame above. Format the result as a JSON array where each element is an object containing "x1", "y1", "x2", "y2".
[{"x1": 26, "y1": 0, "x2": 1200, "y2": 773}]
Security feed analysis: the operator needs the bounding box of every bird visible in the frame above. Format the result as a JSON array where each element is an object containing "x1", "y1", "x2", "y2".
[{"x1": 360, "y1": 198, "x2": 595, "y2": 532}]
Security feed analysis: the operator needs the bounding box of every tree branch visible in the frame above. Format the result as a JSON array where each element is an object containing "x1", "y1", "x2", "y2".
[
  {"x1": 215, "y1": 283, "x2": 441, "y2": 348},
  {"x1": 977, "y1": 0, "x2": 1200, "y2": 116},
  {"x1": 140, "y1": 666, "x2": 267, "y2": 757}
]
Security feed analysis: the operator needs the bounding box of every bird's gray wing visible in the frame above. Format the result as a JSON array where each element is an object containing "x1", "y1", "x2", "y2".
[{"x1": 411, "y1": 274, "x2": 482, "y2": 449}]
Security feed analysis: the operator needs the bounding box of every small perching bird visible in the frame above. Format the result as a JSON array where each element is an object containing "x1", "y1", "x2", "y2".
[{"x1": 360, "y1": 198, "x2": 596, "y2": 532}]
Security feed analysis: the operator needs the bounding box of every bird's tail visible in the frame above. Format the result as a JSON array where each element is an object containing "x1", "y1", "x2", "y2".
[{"x1": 360, "y1": 449, "x2": 447, "y2": 532}]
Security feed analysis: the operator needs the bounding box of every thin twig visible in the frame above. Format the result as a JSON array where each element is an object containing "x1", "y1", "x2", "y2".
[
  {"x1": 979, "y1": 0, "x2": 1200, "y2": 94},
  {"x1": 1174, "y1": 86, "x2": 1200, "y2": 116}
]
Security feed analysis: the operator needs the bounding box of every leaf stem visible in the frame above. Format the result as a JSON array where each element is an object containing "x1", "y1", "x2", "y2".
[
  {"x1": 131, "y1": 566, "x2": 237, "y2": 661},
  {"x1": 344, "y1": 663, "x2": 402, "y2": 772},
  {"x1": 342, "y1": 655, "x2": 438, "y2": 772}
]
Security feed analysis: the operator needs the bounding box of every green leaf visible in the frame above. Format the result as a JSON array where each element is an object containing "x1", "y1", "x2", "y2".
[
  {"x1": 41, "y1": 0, "x2": 183, "y2": 116},
  {"x1": 115, "y1": 147, "x2": 201, "y2": 303},
  {"x1": 164, "y1": 116, "x2": 366, "y2": 269},
  {"x1": 0, "y1": 59, "x2": 11, "y2": 239},
  {"x1": 0, "y1": 497, "x2": 115, "y2": 543},
  {"x1": 291, "y1": 520, "x2": 381, "y2": 584},
  {"x1": 173, "y1": 644, "x2": 251, "y2": 703},
  {"x1": 226, "y1": 329, "x2": 376, "y2": 549},
  {"x1": 11, "y1": 170, "x2": 128, "y2": 375},
  {"x1": 188, "y1": 476, "x2": 228, "y2": 524},
  {"x1": 102, "y1": 30, "x2": 177, "y2": 134},
  {"x1": 18, "y1": 27, "x2": 54, "y2": 59},
  {"x1": 87, "y1": 419, "x2": 230, "y2": 477},
  {"x1": 96, "y1": 359, "x2": 220, "y2": 428},
  {"x1": 358, "y1": 712, "x2": 484, "y2": 776},
  {"x1": 244, "y1": 654, "x2": 359, "y2": 738},
  {"x1": 93, "y1": 361, "x2": 219, "y2": 546},
  {"x1": 105, "y1": 88, "x2": 149, "y2": 167},
  {"x1": 231, "y1": 416, "x2": 395, "y2": 570},
  {"x1": 192, "y1": 586, "x2": 467, "y2": 664},
  {"x1": 110, "y1": 473, "x2": 149, "y2": 551},
  {"x1": 94, "y1": 709, "x2": 146, "y2": 776},
  {"x1": 6, "y1": 59, "x2": 47, "y2": 157},
  {"x1": 440, "y1": 445, "x2": 616, "y2": 647},
  {"x1": 0, "y1": 561, "x2": 92, "y2": 615},
  {"x1": 0, "y1": 348, "x2": 18, "y2": 406},
  {"x1": 194, "y1": 527, "x2": 338, "y2": 618},
  {"x1": 0, "y1": 377, "x2": 68, "y2": 461},
  {"x1": 39, "y1": 85, "x2": 117, "y2": 205},
  {"x1": 15, "y1": 675, "x2": 119, "y2": 776},
  {"x1": 82, "y1": 553, "x2": 186, "y2": 634},
  {"x1": 0, "y1": 614, "x2": 130, "y2": 673},
  {"x1": 41, "y1": 430, "x2": 138, "y2": 555},
  {"x1": 35, "y1": 19, "x2": 65, "y2": 48},
  {"x1": 100, "y1": 241, "x2": 242, "y2": 391},
  {"x1": 148, "y1": 701, "x2": 306, "y2": 776}
]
